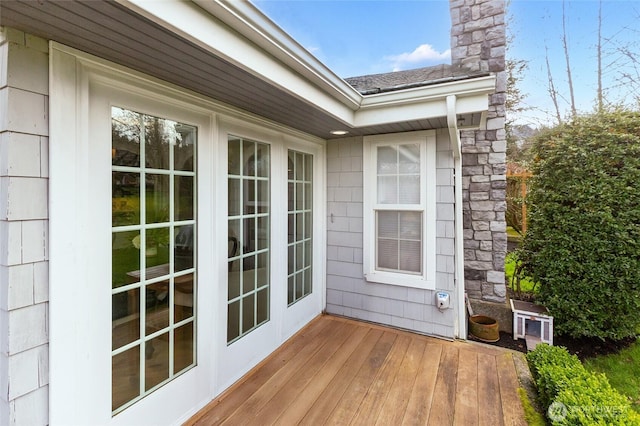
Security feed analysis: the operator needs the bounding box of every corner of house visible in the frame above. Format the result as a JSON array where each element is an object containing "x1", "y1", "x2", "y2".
[
  {"x1": 450, "y1": 0, "x2": 508, "y2": 305},
  {"x1": 0, "y1": 26, "x2": 50, "y2": 426}
]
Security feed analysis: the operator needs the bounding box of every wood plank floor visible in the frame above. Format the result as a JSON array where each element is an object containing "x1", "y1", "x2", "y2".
[{"x1": 185, "y1": 315, "x2": 527, "y2": 426}]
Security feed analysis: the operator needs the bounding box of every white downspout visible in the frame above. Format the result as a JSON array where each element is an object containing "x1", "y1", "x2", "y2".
[{"x1": 447, "y1": 95, "x2": 467, "y2": 340}]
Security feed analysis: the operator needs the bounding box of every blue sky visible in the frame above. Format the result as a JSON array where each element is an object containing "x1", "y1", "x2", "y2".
[{"x1": 254, "y1": 0, "x2": 640, "y2": 127}]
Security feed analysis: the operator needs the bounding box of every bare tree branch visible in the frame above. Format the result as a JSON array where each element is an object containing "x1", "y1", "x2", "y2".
[
  {"x1": 545, "y1": 45, "x2": 563, "y2": 125},
  {"x1": 562, "y1": 0, "x2": 577, "y2": 119},
  {"x1": 597, "y1": 0, "x2": 604, "y2": 112}
]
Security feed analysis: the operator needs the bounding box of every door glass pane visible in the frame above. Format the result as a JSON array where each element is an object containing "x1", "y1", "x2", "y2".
[
  {"x1": 143, "y1": 115, "x2": 170, "y2": 170},
  {"x1": 146, "y1": 174, "x2": 169, "y2": 223},
  {"x1": 146, "y1": 281, "x2": 169, "y2": 335},
  {"x1": 175, "y1": 225, "x2": 194, "y2": 272},
  {"x1": 145, "y1": 333, "x2": 169, "y2": 391},
  {"x1": 112, "y1": 172, "x2": 140, "y2": 226},
  {"x1": 112, "y1": 230, "x2": 140, "y2": 288},
  {"x1": 257, "y1": 288, "x2": 269, "y2": 324},
  {"x1": 227, "y1": 301, "x2": 240, "y2": 342},
  {"x1": 228, "y1": 178, "x2": 241, "y2": 216},
  {"x1": 175, "y1": 176, "x2": 194, "y2": 221},
  {"x1": 112, "y1": 109, "x2": 141, "y2": 167},
  {"x1": 111, "y1": 107, "x2": 196, "y2": 414},
  {"x1": 242, "y1": 294, "x2": 255, "y2": 334},
  {"x1": 145, "y1": 227, "x2": 170, "y2": 268},
  {"x1": 174, "y1": 273, "x2": 194, "y2": 322},
  {"x1": 174, "y1": 125, "x2": 195, "y2": 172},
  {"x1": 227, "y1": 136, "x2": 270, "y2": 344},
  {"x1": 112, "y1": 289, "x2": 139, "y2": 350},
  {"x1": 112, "y1": 347, "x2": 140, "y2": 412},
  {"x1": 174, "y1": 323, "x2": 194, "y2": 374},
  {"x1": 287, "y1": 150, "x2": 313, "y2": 306},
  {"x1": 228, "y1": 137, "x2": 241, "y2": 176}
]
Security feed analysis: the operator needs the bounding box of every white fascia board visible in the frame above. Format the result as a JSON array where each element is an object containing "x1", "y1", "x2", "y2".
[
  {"x1": 354, "y1": 101, "x2": 447, "y2": 127},
  {"x1": 116, "y1": 1, "x2": 495, "y2": 131},
  {"x1": 195, "y1": 0, "x2": 362, "y2": 107},
  {"x1": 359, "y1": 75, "x2": 495, "y2": 109},
  {"x1": 455, "y1": 95, "x2": 490, "y2": 115},
  {"x1": 354, "y1": 76, "x2": 494, "y2": 127},
  {"x1": 118, "y1": 0, "x2": 357, "y2": 123}
]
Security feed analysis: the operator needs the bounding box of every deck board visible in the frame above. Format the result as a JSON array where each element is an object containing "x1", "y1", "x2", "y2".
[
  {"x1": 477, "y1": 351, "x2": 505, "y2": 426},
  {"x1": 454, "y1": 349, "x2": 479, "y2": 425},
  {"x1": 402, "y1": 341, "x2": 442, "y2": 425},
  {"x1": 428, "y1": 344, "x2": 459, "y2": 425},
  {"x1": 374, "y1": 338, "x2": 426, "y2": 426},
  {"x1": 497, "y1": 353, "x2": 528, "y2": 426},
  {"x1": 322, "y1": 330, "x2": 397, "y2": 425},
  {"x1": 221, "y1": 321, "x2": 358, "y2": 425},
  {"x1": 184, "y1": 315, "x2": 527, "y2": 426},
  {"x1": 265, "y1": 325, "x2": 370, "y2": 424},
  {"x1": 294, "y1": 328, "x2": 383, "y2": 425},
  {"x1": 351, "y1": 333, "x2": 412, "y2": 424}
]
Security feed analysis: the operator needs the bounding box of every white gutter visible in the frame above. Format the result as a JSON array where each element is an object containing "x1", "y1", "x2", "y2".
[
  {"x1": 118, "y1": 0, "x2": 495, "y2": 131},
  {"x1": 447, "y1": 95, "x2": 467, "y2": 340}
]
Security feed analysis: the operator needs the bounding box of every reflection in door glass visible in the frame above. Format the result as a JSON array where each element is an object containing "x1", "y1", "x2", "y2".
[
  {"x1": 111, "y1": 107, "x2": 196, "y2": 414},
  {"x1": 287, "y1": 150, "x2": 313, "y2": 305},
  {"x1": 227, "y1": 136, "x2": 270, "y2": 344}
]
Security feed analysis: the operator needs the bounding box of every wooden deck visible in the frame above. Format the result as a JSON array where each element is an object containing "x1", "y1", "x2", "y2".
[{"x1": 186, "y1": 315, "x2": 527, "y2": 425}]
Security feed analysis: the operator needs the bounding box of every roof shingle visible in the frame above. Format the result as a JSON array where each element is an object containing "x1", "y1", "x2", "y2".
[{"x1": 344, "y1": 64, "x2": 488, "y2": 95}]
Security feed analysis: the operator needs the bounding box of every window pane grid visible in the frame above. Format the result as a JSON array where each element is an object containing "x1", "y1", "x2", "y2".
[
  {"x1": 372, "y1": 142, "x2": 424, "y2": 276},
  {"x1": 111, "y1": 107, "x2": 196, "y2": 415},
  {"x1": 227, "y1": 136, "x2": 270, "y2": 344},
  {"x1": 375, "y1": 210, "x2": 422, "y2": 274},
  {"x1": 287, "y1": 150, "x2": 313, "y2": 306},
  {"x1": 376, "y1": 144, "x2": 420, "y2": 205}
]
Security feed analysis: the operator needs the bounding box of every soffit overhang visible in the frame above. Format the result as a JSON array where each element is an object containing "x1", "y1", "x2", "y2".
[{"x1": 0, "y1": 0, "x2": 495, "y2": 139}]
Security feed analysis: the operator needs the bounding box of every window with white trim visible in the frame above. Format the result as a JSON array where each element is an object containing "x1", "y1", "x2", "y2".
[{"x1": 363, "y1": 131, "x2": 436, "y2": 289}]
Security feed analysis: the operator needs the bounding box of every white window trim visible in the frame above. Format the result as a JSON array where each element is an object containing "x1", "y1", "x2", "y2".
[{"x1": 363, "y1": 130, "x2": 436, "y2": 289}]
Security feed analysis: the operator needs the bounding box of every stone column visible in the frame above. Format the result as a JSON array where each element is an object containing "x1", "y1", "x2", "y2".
[{"x1": 450, "y1": 0, "x2": 507, "y2": 303}]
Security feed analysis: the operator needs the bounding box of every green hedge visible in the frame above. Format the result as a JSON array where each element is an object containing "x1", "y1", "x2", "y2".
[
  {"x1": 519, "y1": 111, "x2": 640, "y2": 340},
  {"x1": 526, "y1": 344, "x2": 640, "y2": 425}
]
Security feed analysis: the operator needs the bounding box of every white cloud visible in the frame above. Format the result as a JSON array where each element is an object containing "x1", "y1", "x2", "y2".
[{"x1": 385, "y1": 44, "x2": 451, "y2": 71}]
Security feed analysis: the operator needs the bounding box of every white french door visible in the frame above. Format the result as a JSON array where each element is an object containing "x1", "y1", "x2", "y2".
[
  {"x1": 281, "y1": 145, "x2": 323, "y2": 338},
  {"x1": 215, "y1": 124, "x2": 324, "y2": 391},
  {"x1": 98, "y1": 87, "x2": 216, "y2": 426},
  {"x1": 50, "y1": 45, "x2": 324, "y2": 426},
  {"x1": 50, "y1": 58, "x2": 215, "y2": 424}
]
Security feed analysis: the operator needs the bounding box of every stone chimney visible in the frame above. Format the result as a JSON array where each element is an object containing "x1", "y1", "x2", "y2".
[{"x1": 450, "y1": 0, "x2": 507, "y2": 303}]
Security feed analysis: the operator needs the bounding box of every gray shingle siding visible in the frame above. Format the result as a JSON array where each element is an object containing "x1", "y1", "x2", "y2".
[{"x1": 325, "y1": 129, "x2": 457, "y2": 339}]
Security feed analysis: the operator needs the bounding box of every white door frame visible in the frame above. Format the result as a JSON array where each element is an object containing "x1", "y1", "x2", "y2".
[
  {"x1": 49, "y1": 43, "x2": 326, "y2": 425},
  {"x1": 50, "y1": 43, "x2": 217, "y2": 426}
]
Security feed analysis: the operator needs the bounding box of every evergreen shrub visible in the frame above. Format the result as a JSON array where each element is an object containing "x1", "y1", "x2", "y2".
[
  {"x1": 526, "y1": 344, "x2": 640, "y2": 425},
  {"x1": 519, "y1": 111, "x2": 640, "y2": 339}
]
